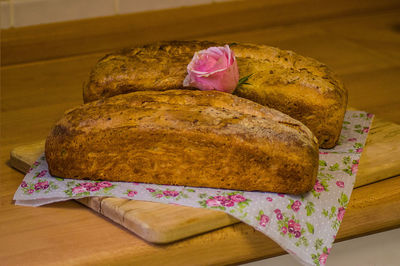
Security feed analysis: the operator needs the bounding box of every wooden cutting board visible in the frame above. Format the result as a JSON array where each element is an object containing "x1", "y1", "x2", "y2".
[{"x1": 10, "y1": 116, "x2": 400, "y2": 244}]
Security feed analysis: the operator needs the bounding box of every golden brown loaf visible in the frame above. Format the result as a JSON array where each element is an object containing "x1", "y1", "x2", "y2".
[
  {"x1": 83, "y1": 40, "x2": 347, "y2": 148},
  {"x1": 46, "y1": 90, "x2": 319, "y2": 194}
]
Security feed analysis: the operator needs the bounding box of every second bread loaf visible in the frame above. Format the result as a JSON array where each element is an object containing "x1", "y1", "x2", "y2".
[{"x1": 83, "y1": 40, "x2": 347, "y2": 148}]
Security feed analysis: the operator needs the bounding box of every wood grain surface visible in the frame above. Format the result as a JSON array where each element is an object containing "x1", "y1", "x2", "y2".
[{"x1": 1, "y1": 0, "x2": 400, "y2": 265}]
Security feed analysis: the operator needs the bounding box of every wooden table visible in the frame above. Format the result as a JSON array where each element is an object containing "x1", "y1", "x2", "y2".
[{"x1": 1, "y1": 0, "x2": 400, "y2": 265}]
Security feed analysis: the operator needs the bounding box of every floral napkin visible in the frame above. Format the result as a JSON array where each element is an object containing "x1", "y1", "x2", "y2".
[{"x1": 14, "y1": 111, "x2": 373, "y2": 266}]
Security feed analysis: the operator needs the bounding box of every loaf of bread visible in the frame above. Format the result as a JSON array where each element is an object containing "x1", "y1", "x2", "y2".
[
  {"x1": 46, "y1": 90, "x2": 319, "y2": 194},
  {"x1": 83, "y1": 40, "x2": 347, "y2": 148}
]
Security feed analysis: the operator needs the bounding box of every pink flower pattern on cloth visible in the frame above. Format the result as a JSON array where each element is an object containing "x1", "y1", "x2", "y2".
[
  {"x1": 183, "y1": 45, "x2": 239, "y2": 93},
  {"x1": 13, "y1": 111, "x2": 374, "y2": 266}
]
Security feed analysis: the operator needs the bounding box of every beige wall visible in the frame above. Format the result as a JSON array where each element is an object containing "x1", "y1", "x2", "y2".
[{"x1": 0, "y1": 0, "x2": 232, "y2": 29}]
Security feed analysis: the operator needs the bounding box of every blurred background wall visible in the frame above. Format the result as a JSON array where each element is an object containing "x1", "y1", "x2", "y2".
[{"x1": 0, "y1": 0, "x2": 233, "y2": 29}]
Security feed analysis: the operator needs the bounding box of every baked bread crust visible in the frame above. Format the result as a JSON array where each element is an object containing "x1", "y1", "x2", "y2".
[
  {"x1": 46, "y1": 90, "x2": 319, "y2": 194},
  {"x1": 83, "y1": 40, "x2": 347, "y2": 148}
]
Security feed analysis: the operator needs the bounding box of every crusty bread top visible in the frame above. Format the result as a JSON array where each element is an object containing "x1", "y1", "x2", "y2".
[
  {"x1": 84, "y1": 40, "x2": 345, "y2": 101},
  {"x1": 64, "y1": 90, "x2": 318, "y2": 147}
]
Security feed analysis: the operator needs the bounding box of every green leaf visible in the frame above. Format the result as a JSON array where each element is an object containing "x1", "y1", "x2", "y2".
[
  {"x1": 343, "y1": 121, "x2": 350, "y2": 124},
  {"x1": 321, "y1": 180, "x2": 329, "y2": 188},
  {"x1": 322, "y1": 209, "x2": 329, "y2": 217},
  {"x1": 306, "y1": 222, "x2": 314, "y2": 234},
  {"x1": 319, "y1": 160, "x2": 327, "y2": 166},
  {"x1": 235, "y1": 74, "x2": 253, "y2": 91},
  {"x1": 186, "y1": 189, "x2": 195, "y2": 192},
  {"x1": 326, "y1": 173, "x2": 335, "y2": 179},
  {"x1": 306, "y1": 201, "x2": 315, "y2": 216},
  {"x1": 354, "y1": 124, "x2": 361, "y2": 128},
  {"x1": 354, "y1": 142, "x2": 363, "y2": 149},
  {"x1": 339, "y1": 192, "x2": 349, "y2": 207},
  {"x1": 343, "y1": 167, "x2": 353, "y2": 176},
  {"x1": 314, "y1": 238, "x2": 324, "y2": 250},
  {"x1": 342, "y1": 156, "x2": 351, "y2": 165},
  {"x1": 329, "y1": 163, "x2": 340, "y2": 171},
  {"x1": 199, "y1": 193, "x2": 207, "y2": 199},
  {"x1": 302, "y1": 237, "x2": 309, "y2": 247},
  {"x1": 238, "y1": 201, "x2": 248, "y2": 209}
]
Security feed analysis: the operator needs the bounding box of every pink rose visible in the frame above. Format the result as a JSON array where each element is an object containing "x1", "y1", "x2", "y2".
[
  {"x1": 206, "y1": 198, "x2": 221, "y2": 207},
  {"x1": 274, "y1": 209, "x2": 281, "y2": 214},
  {"x1": 336, "y1": 181, "x2": 344, "y2": 188},
  {"x1": 259, "y1": 214, "x2": 270, "y2": 227},
  {"x1": 222, "y1": 200, "x2": 235, "y2": 207},
  {"x1": 362, "y1": 127, "x2": 369, "y2": 133},
  {"x1": 81, "y1": 182, "x2": 95, "y2": 189},
  {"x1": 277, "y1": 193, "x2": 285, "y2": 197},
  {"x1": 127, "y1": 191, "x2": 137, "y2": 197},
  {"x1": 356, "y1": 148, "x2": 363, "y2": 153},
  {"x1": 266, "y1": 197, "x2": 273, "y2": 202},
  {"x1": 40, "y1": 181, "x2": 49, "y2": 190},
  {"x1": 337, "y1": 207, "x2": 346, "y2": 221},
  {"x1": 37, "y1": 170, "x2": 47, "y2": 177},
  {"x1": 163, "y1": 190, "x2": 179, "y2": 197},
  {"x1": 314, "y1": 180, "x2": 325, "y2": 192},
  {"x1": 276, "y1": 212, "x2": 283, "y2": 220},
  {"x1": 146, "y1": 188, "x2": 155, "y2": 192},
  {"x1": 319, "y1": 151, "x2": 329, "y2": 155},
  {"x1": 291, "y1": 200, "x2": 302, "y2": 212},
  {"x1": 319, "y1": 253, "x2": 328, "y2": 265},
  {"x1": 336, "y1": 181, "x2": 345, "y2": 188},
  {"x1": 367, "y1": 113, "x2": 374, "y2": 119},
  {"x1": 229, "y1": 194, "x2": 246, "y2": 203},
  {"x1": 155, "y1": 194, "x2": 163, "y2": 198},
  {"x1": 89, "y1": 186, "x2": 101, "y2": 192},
  {"x1": 183, "y1": 45, "x2": 239, "y2": 93},
  {"x1": 281, "y1": 226, "x2": 287, "y2": 234},
  {"x1": 351, "y1": 164, "x2": 358, "y2": 174},
  {"x1": 214, "y1": 195, "x2": 227, "y2": 204},
  {"x1": 28, "y1": 189, "x2": 34, "y2": 194},
  {"x1": 288, "y1": 219, "x2": 295, "y2": 227},
  {"x1": 20, "y1": 181, "x2": 27, "y2": 188},
  {"x1": 347, "y1": 138, "x2": 357, "y2": 142},
  {"x1": 98, "y1": 181, "x2": 113, "y2": 188},
  {"x1": 293, "y1": 223, "x2": 301, "y2": 232},
  {"x1": 72, "y1": 186, "x2": 86, "y2": 194}
]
